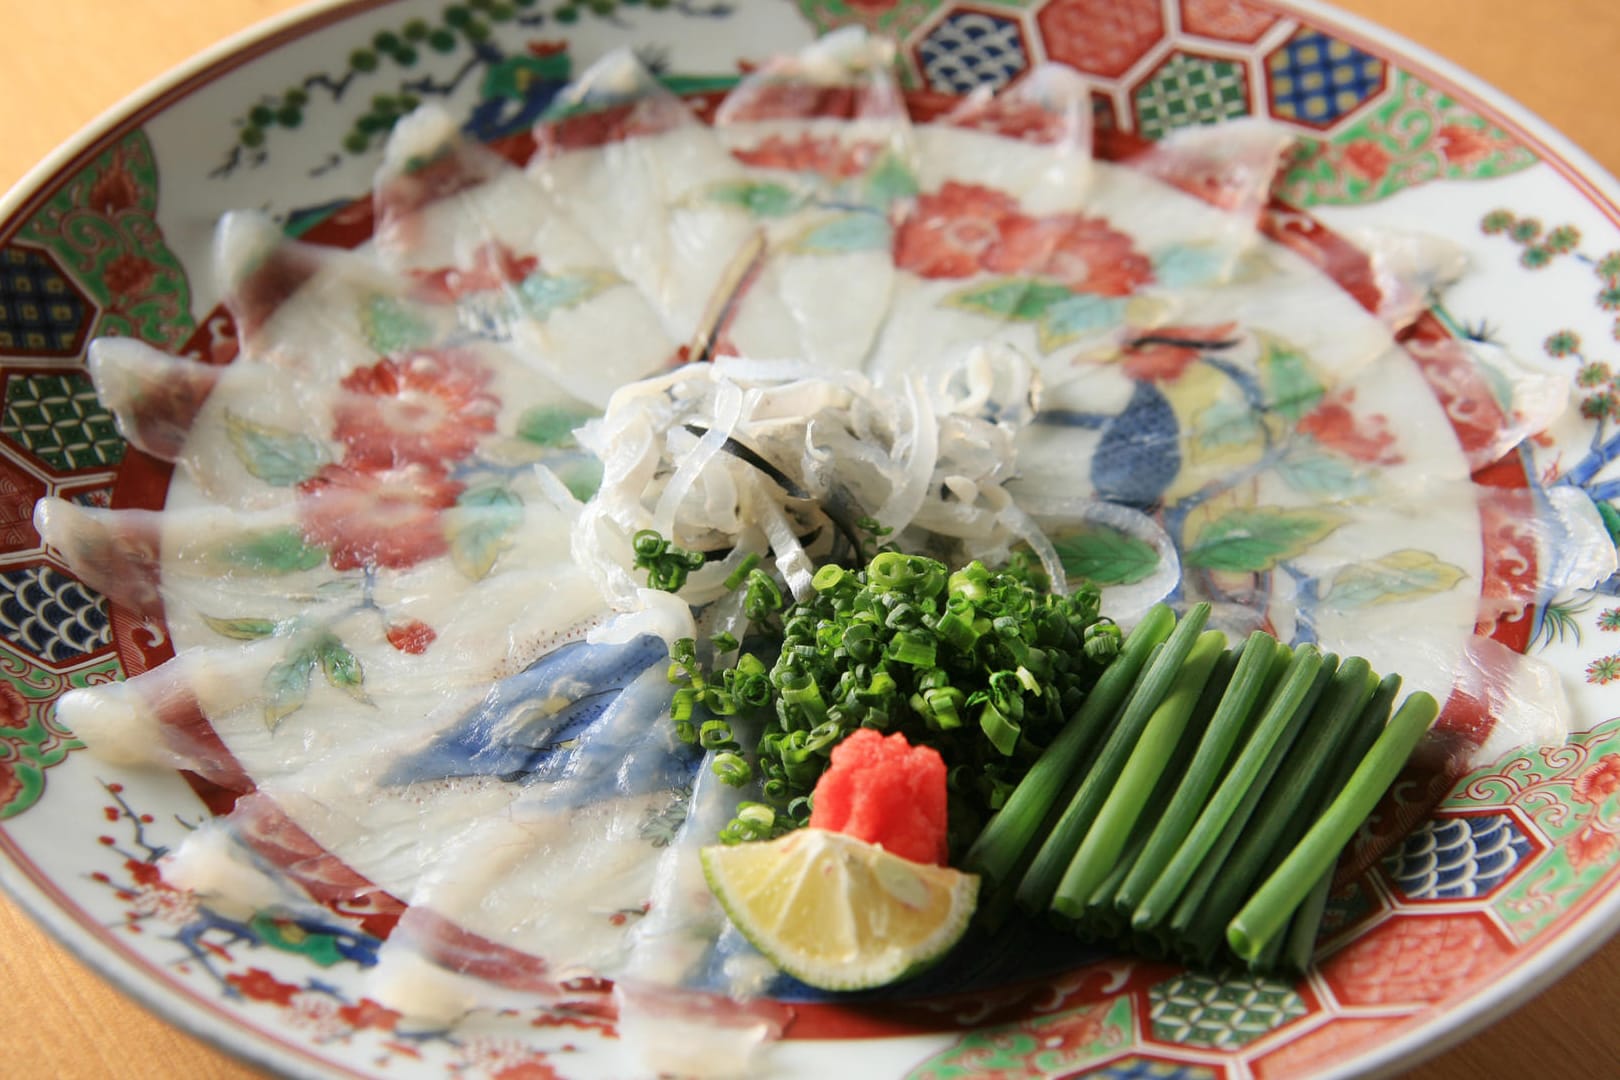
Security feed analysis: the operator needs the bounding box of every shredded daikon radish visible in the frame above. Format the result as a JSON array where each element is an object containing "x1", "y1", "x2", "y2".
[{"x1": 578, "y1": 347, "x2": 1178, "y2": 619}]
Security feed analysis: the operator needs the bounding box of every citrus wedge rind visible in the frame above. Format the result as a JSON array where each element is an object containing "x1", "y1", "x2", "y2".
[{"x1": 700, "y1": 828, "x2": 979, "y2": 991}]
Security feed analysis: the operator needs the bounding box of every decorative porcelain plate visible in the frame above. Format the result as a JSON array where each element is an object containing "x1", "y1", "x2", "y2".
[{"x1": 5, "y1": 1, "x2": 1620, "y2": 1077}]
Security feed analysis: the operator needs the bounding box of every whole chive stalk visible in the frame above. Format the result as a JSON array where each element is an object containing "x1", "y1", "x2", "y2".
[
  {"x1": 1052, "y1": 630, "x2": 1227, "y2": 917},
  {"x1": 1184, "y1": 657, "x2": 1377, "y2": 950},
  {"x1": 1131, "y1": 644, "x2": 1326, "y2": 934},
  {"x1": 1228, "y1": 691, "x2": 1440, "y2": 963},
  {"x1": 1114, "y1": 630, "x2": 1279, "y2": 916},
  {"x1": 1081, "y1": 643, "x2": 1236, "y2": 928},
  {"x1": 965, "y1": 603, "x2": 1176, "y2": 887},
  {"x1": 1278, "y1": 672, "x2": 1403, "y2": 972},
  {"x1": 1015, "y1": 603, "x2": 1214, "y2": 911},
  {"x1": 1168, "y1": 656, "x2": 1339, "y2": 962},
  {"x1": 976, "y1": 640, "x2": 1168, "y2": 930}
]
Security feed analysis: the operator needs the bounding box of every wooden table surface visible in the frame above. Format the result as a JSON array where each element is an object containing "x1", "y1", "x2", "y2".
[{"x1": 4, "y1": 1, "x2": 1620, "y2": 1076}]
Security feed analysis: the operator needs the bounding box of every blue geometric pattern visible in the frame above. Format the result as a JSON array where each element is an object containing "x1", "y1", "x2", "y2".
[
  {"x1": 1384, "y1": 813, "x2": 1536, "y2": 901},
  {"x1": 0, "y1": 246, "x2": 93, "y2": 357},
  {"x1": 1089, "y1": 1055, "x2": 1219, "y2": 1079},
  {"x1": 917, "y1": 10, "x2": 1029, "y2": 94},
  {"x1": 0, "y1": 565, "x2": 111, "y2": 664},
  {"x1": 1266, "y1": 30, "x2": 1385, "y2": 128}
]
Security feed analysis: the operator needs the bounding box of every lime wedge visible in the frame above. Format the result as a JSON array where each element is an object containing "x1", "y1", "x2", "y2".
[{"x1": 700, "y1": 828, "x2": 979, "y2": 991}]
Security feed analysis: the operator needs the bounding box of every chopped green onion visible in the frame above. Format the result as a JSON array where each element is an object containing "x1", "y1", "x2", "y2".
[
  {"x1": 724, "y1": 552, "x2": 763, "y2": 591},
  {"x1": 712, "y1": 751, "x2": 751, "y2": 787}
]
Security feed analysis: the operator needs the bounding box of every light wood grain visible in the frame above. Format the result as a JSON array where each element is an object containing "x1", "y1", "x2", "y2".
[{"x1": 2, "y1": 1, "x2": 1619, "y2": 1077}]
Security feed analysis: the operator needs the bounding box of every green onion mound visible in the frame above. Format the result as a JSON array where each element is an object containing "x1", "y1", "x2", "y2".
[
  {"x1": 656, "y1": 538, "x2": 1438, "y2": 974},
  {"x1": 668, "y1": 550, "x2": 1119, "y2": 859}
]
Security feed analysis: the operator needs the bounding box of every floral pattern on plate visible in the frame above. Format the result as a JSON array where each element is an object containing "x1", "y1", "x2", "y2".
[{"x1": 3, "y1": 3, "x2": 1620, "y2": 1080}]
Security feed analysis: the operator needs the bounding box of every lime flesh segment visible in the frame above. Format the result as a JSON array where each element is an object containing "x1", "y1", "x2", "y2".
[{"x1": 700, "y1": 829, "x2": 979, "y2": 991}]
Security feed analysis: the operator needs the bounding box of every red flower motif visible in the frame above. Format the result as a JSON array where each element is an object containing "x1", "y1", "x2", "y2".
[
  {"x1": 1297, "y1": 389, "x2": 1402, "y2": 464},
  {"x1": 90, "y1": 160, "x2": 140, "y2": 215},
  {"x1": 125, "y1": 858, "x2": 165, "y2": 888},
  {"x1": 1121, "y1": 323, "x2": 1240, "y2": 383},
  {"x1": 1566, "y1": 823, "x2": 1619, "y2": 871},
  {"x1": 408, "y1": 242, "x2": 539, "y2": 304},
  {"x1": 227, "y1": 967, "x2": 301, "y2": 1006},
  {"x1": 385, "y1": 619, "x2": 438, "y2": 655},
  {"x1": 103, "y1": 253, "x2": 159, "y2": 298},
  {"x1": 526, "y1": 40, "x2": 568, "y2": 59},
  {"x1": 893, "y1": 182, "x2": 1154, "y2": 297},
  {"x1": 297, "y1": 463, "x2": 463, "y2": 572},
  {"x1": 0, "y1": 763, "x2": 21, "y2": 812},
  {"x1": 1436, "y1": 124, "x2": 1497, "y2": 168},
  {"x1": 1574, "y1": 756, "x2": 1620, "y2": 805},
  {"x1": 494, "y1": 1063, "x2": 561, "y2": 1080},
  {"x1": 334, "y1": 350, "x2": 499, "y2": 470},
  {"x1": 0, "y1": 682, "x2": 28, "y2": 730},
  {"x1": 894, "y1": 182, "x2": 1024, "y2": 279},
  {"x1": 337, "y1": 997, "x2": 403, "y2": 1032},
  {"x1": 730, "y1": 133, "x2": 879, "y2": 178},
  {"x1": 1343, "y1": 139, "x2": 1392, "y2": 182},
  {"x1": 982, "y1": 213, "x2": 1154, "y2": 296}
]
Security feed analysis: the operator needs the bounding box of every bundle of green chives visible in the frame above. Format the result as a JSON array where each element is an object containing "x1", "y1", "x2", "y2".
[{"x1": 963, "y1": 612, "x2": 1440, "y2": 973}]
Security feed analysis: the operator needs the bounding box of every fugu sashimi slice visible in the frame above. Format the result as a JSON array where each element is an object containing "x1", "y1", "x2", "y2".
[
  {"x1": 366, "y1": 663, "x2": 702, "y2": 1013},
  {"x1": 37, "y1": 461, "x2": 597, "y2": 640},
  {"x1": 373, "y1": 107, "x2": 675, "y2": 408},
  {"x1": 528, "y1": 51, "x2": 758, "y2": 347},
  {"x1": 1114, "y1": 117, "x2": 1293, "y2": 237},
  {"x1": 1404, "y1": 326, "x2": 1571, "y2": 473},
  {"x1": 622, "y1": 747, "x2": 777, "y2": 997},
  {"x1": 36, "y1": 496, "x2": 324, "y2": 619},
  {"x1": 712, "y1": 29, "x2": 916, "y2": 370},
  {"x1": 861, "y1": 68, "x2": 1123, "y2": 386},
  {"x1": 85, "y1": 337, "x2": 221, "y2": 463},
  {"x1": 1010, "y1": 177, "x2": 1456, "y2": 519},
  {"x1": 910, "y1": 63, "x2": 1093, "y2": 208},
  {"x1": 1474, "y1": 483, "x2": 1616, "y2": 637},
  {"x1": 54, "y1": 640, "x2": 282, "y2": 790},
  {"x1": 383, "y1": 634, "x2": 669, "y2": 784},
  {"x1": 1329, "y1": 225, "x2": 1470, "y2": 331},
  {"x1": 215, "y1": 211, "x2": 445, "y2": 376}
]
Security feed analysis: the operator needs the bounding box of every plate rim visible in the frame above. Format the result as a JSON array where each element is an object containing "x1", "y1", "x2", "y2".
[{"x1": 2, "y1": 1, "x2": 1618, "y2": 1077}]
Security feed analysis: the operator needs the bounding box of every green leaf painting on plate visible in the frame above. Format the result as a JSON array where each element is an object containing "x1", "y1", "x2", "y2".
[
  {"x1": 208, "y1": 527, "x2": 327, "y2": 575},
  {"x1": 1184, "y1": 507, "x2": 1347, "y2": 573},
  {"x1": 1052, "y1": 526, "x2": 1160, "y2": 586},
  {"x1": 1325, "y1": 549, "x2": 1468, "y2": 609},
  {"x1": 263, "y1": 647, "x2": 317, "y2": 731},
  {"x1": 225, "y1": 412, "x2": 329, "y2": 487},
  {"x1": 447, "y1": 484, "x2": 524, "y2": 581}
]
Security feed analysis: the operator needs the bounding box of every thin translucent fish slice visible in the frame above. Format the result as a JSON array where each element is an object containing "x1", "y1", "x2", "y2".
[
  {"x1": 862, "y1": 65, "x2": 1104, "y2": 386},
  {"x1": 366, "y1": 663, "x2": 706, "y2": 1013},
  {"x1": 85, "y1": 337, "x2": 221, "y2": 463},
  {"x1": 528, "y1": 51, "x2": 760, "y2": 347},
  {"x1": 374, "y1": 106, "x2": 676, "y2": 408},
  {"x1": 712, "y1": 29, "x2": 916, "y2": 370},
  {"x1": 215, "y1": 210, "x2": 438, "y2": 378}
]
